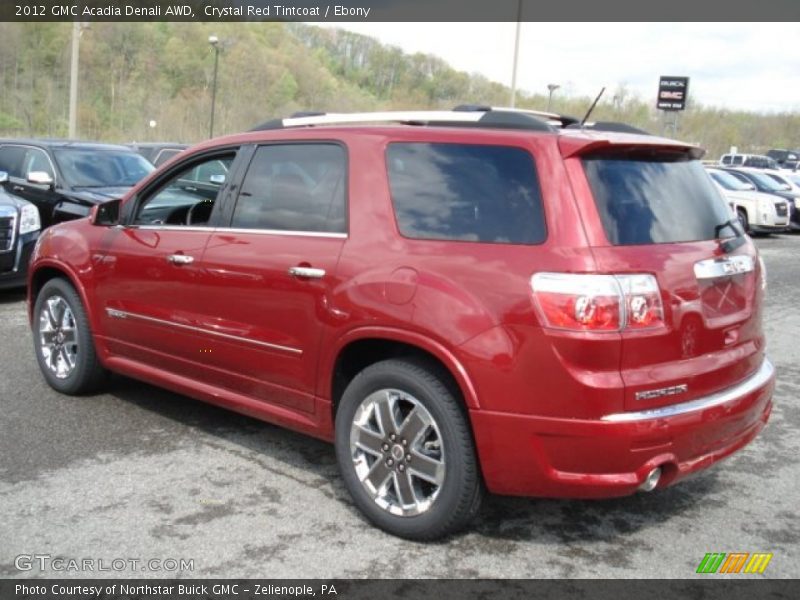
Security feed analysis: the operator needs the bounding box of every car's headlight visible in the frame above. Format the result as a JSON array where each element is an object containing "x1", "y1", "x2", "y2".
[{"x1": 19, "y1": 204, "x2": 41, "y2": 234}]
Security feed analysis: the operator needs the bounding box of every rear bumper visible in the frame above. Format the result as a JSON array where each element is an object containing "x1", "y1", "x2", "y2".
[{"x1": 471, "y1": 358, "x2": 775, "y2": 498}]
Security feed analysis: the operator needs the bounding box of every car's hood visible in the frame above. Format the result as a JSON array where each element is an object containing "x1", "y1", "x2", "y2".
[
  {"x1": 0, "y1": 189, "x2": 34, "y2": 210},
  {"x1": 718, "y1": 188, "x2": 789, "y2": 203},
  {"x1": 769, "y1": 189, "x2": 800, "y2": 201},
  {"x1": 63, "y1": 186, "x2": 132, "y2": 205}
]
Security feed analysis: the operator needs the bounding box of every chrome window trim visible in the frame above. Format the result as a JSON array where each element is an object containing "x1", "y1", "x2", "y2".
[
  {"x1": 104, "y1": 308, "x2": 303, "y2": 356},
  {"x1": 123, "y1": 224, "x2": 347, "y2": 238},
  {"x1": 218, "y1": 227, "x2": 347, "y2": 239},
  {"x1": 128, "y1": 225, "x2": 216, "y2": 232},
  {"x1": 602, "y1": 358, "x2": 774, "y2": 423}
]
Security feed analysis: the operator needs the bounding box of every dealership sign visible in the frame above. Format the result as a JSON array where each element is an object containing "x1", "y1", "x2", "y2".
[{"x1": 657, "y1": 76, "x2": 690, "y2": 111}]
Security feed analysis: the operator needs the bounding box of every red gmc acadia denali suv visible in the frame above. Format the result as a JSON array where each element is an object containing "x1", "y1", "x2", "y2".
[{"x1": 26, "y1": 108, "x2": 775, "y2": 540}]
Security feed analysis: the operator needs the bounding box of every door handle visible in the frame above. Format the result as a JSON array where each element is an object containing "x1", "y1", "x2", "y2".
[
  {"x1": 167, "y1": 254, "x2": 195, "y2": 265},
  {"x1": 288, "y1": 266, "x2": 325, "y2": 279},
  {"x1": 12, "y1": 185, "x2": 24, "y2": 192}
]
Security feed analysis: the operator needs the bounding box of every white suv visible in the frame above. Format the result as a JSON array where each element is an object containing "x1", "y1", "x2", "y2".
[{"x1": 706, "y1": 167, "x2": 790, "y2": 233}]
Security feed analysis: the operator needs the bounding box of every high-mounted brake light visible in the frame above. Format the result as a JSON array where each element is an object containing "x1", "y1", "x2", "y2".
[{"x1": 531, "y1": 272, "x2": 664, "y2": 332}]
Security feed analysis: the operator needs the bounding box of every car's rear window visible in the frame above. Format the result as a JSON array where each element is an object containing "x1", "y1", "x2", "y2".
[
  {"x1": 386, "y1": 142, "x2": 545, "y2": 244},
  {"x1": 583, "y1": 152, "x2": 732, "y2": 245}
]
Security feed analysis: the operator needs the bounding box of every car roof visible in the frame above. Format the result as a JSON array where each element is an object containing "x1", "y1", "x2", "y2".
[
  {"x1": 184, "y1": 110, "x2": 704, "y2": 158},
  {"x1": 128, "y1": 142, "x2": 188, "y2": 149},
  {"x1": 0, "y1": 138, "x2": 135, "y2": 152}
]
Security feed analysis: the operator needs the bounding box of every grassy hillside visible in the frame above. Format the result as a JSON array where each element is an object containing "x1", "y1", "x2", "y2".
[{"x1": 0, "y1": 21, "x2": 797, "y2": 158}]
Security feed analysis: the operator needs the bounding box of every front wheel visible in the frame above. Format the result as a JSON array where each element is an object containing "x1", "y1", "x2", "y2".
[
  {"x1": 335, "y1": 358, "x2": 482, "y2": 540},
  {"x1": 737, "y1": 207, "x2": 750, "y2": 233},
  {"x1": 33, "y1": 278, "x2": 107, "y2": 395}
]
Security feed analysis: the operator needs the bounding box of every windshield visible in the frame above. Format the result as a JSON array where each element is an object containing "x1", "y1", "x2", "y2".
[
  {"x1": 739, "y1": 170, "x2": 785, "y2": 192},
  {"x1": 708, "y1": 169, "x2": 753, "y2": 191},
  {"x1": 583, "y1": 153, "x2": 732, "y2": 245},
  {"x1": 54, "y1": 148, "x2": 154, "y2": 187},
  {"x1": 763, "y1": 173, "x2": 793, "y2": 188}
]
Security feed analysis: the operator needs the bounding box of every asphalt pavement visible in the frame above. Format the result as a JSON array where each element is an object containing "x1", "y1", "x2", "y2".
[{"x1": 1, "y1": 235, "x2": 798, "y2": 579}]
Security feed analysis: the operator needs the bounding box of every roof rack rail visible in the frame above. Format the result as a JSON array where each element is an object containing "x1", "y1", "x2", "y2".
[
  {"x1": 565, "y1": 121, "x2": 651, "y2": 135},
  {"x1": 248, "y1": 108, "x2": 652, "y2": 136},
  {"x1": 249, "y1": 109, "x2": 555, "y2": 132},
  {"x1": 452, "y1": 104, "x2": 580, "y2": 128}
]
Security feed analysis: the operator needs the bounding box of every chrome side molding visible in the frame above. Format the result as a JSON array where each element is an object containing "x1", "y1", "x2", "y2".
[{"x1": 103, "y1": 307, "x2": 302, "y2": 355}]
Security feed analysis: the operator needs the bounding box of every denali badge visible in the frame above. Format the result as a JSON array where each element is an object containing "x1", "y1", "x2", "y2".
[{"x1": 635, "y1": 384, "x2": 689, "y2": 401}]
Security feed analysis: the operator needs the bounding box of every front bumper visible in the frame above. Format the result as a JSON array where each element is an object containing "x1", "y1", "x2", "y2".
[
  {"x1": 471, "y1": 358, "x2": 775, "y2": 498},
  {"x1": 0, "y1": 231, "x2": 38, "y2": 290}
]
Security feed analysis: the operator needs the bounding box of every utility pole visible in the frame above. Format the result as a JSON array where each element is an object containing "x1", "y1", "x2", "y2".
[
  {"x1": 509, "y1": 0, "x2": 522, "y2": 107},
  {"x1": 209, "y1": 35, "x2": 220, "y2": 139},
  {"x1": 68, "y1": 21, "x2": 80, "y2": 138}
]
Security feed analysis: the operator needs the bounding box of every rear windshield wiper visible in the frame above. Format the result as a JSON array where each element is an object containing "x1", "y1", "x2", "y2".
[{"x1": 714, "y1": 218, "x2": 746, "y2": 253}]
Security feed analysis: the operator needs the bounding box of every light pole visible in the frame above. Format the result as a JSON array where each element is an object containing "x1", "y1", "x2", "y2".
[
  {"x1": 68, "y1": 22, "x2": 82, "y2": 138},
  {"x1": 509, "y1": 0, "x2": 522, "y2": 107},
  {"x1": 546, "y1": 83, "x2": 560, "y2": 112},
  {"x1": 208, "y1": 35, "x2": 220, "y2": 139}
]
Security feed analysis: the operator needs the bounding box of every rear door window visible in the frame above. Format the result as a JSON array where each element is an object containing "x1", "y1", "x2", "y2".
[
  {"x1": 386, "y1": 142, "x2": 545, "y2": 244},
  {"x1": 231, "y1": 143, "x2": 346, "y2": 233},
  {"x1": 583, "y1": 152, "x2": 732, "y2": 245}
]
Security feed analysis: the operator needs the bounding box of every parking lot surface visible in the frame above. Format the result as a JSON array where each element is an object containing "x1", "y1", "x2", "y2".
[{"x1": 1, "y1": 235, "x2": 798, "y2": 579}]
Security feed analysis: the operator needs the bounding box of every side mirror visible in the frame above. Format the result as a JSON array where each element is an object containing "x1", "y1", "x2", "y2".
[
  {"x1": 27, "y1": 171, "x2": 54, "y2": 187},
  {"x1": 745, "y1": 183, "x2": 756, "y2": 190},
  {"x1": 91, "y1": 198, "x2": 121, "y2": 226},
  {"x1": 0, "y1": 171, "x2": 8, "y2": 184},
  {"x1": 780, "y1": 184, "x2": 791, "y2": 191},
  {"x1": 209, "y1": 174, "x2": 226, "y2": 185}
]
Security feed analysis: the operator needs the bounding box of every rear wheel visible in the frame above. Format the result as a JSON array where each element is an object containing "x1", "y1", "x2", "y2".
[
  {"x1": 335, "y1": 358, "x2": 482, "y2": 540},
  {"x1": 33, "y1": 278, "x2": 107, "y2": 395}
]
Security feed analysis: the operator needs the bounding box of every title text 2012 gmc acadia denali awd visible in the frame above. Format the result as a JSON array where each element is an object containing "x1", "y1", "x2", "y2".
[{"x1": 26, "y1": 108, "x2": 775, "y2": 539}]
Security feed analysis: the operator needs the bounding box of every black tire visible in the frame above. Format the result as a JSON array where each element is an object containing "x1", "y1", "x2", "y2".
[
  {"x1": 32, "y1": 278, "x2": 107, "y2": 395},
  {"x1": 335, "y1": 358, "x2": 483, "y2": 540},
  {"x1": 737, "y1": 208, "x2": 750, "y2": 234}
]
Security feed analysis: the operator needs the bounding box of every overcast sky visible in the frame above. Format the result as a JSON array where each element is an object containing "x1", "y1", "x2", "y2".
[{"x1": 314, "y1": 22, "x2": 799, "y2": 113}]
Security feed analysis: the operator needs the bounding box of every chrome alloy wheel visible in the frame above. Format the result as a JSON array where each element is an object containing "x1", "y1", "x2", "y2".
[
  {"x1": 38, "y1": 295, "x2": 79, "y2": 379},
  {"x1": 350, "y1": 389, "x2": 445, "y2": 517}
]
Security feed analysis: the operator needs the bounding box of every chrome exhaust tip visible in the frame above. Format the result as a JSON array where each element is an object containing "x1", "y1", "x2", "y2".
[{"x1": 638, "y1": 467, "x2": 662, "y2": 492}]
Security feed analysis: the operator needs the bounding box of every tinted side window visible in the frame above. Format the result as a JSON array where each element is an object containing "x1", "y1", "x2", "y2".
[
  {"x1": 386, "y1": 143, "x2": 545, "y2": 244},
  {"x1": 732, "y1": 156, "x2": 743, "y2": 165},
  {"x1": 154, "y1": 149, "x2": 182, "y2": 166},
  {"x1": 231, "y1": 144, "x2": 346, "y2": 233},
  {"x1": 583, "y1": 154, "x2": 731, "y2": 245},
  {"x1": 0, "y1": 146, "x2": 27, "y2": 178},
  {"x1": 721, "y1": 155, "x2": 731, "y2": 165},
  {"x1": 134, "y1": 154, "x2": 234, "y2": 226}
]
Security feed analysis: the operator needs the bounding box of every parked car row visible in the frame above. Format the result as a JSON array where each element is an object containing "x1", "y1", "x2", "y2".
[
  {"x1": 707, "y1": 158, "x2": 800, "y2": 233},
  {"x1": 0, "y1": 138, "x2": 190, "y2": 289}
]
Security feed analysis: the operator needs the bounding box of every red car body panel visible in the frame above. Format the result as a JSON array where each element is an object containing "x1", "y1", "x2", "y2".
[{"x1": 27, "y1": 124, "x2": 775, "y2": 498}]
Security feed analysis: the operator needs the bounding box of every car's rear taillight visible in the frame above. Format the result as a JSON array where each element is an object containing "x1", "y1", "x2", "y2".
[{"x1": 531, "y1": 273, "x2": 664, "y2": 332}]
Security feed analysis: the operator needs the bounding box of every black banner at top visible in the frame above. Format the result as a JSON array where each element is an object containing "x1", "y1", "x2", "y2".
[{"x1": 2, "y1": 0, "x2": 800, "y2": 22}]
